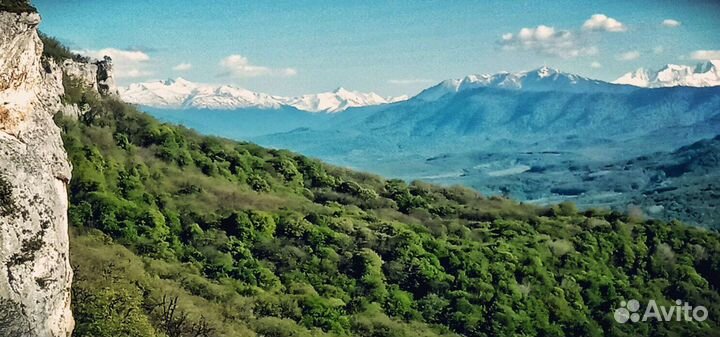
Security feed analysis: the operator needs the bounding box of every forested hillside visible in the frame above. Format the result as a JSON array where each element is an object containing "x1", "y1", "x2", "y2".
[{"x1": 58, "y1": 74, "x2": 720, "y2": 337}]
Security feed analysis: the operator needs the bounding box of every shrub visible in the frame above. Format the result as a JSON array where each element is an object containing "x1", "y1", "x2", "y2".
[
  {"x1": 39, "y1": 32, "x2": 74, "y2": 61},
  {"x1": 0, "y1": 0, "x2": 36, "y2": 13}
]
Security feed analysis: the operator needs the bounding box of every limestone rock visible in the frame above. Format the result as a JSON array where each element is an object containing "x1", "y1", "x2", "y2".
[
  {"x1": 61, "y1": 56, "x2": 118, "y2": 97},
  {"x1": 0, "y1": 8, "x2": 74, "y2": 337}
]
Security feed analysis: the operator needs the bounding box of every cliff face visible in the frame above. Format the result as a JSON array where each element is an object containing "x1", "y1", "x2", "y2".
[
  {"x1": 62, "y1": 57, "x2": 118, "y2": 96},
  {"x1": 0, "y1": 9, "x2": 74, "y2": 337}
]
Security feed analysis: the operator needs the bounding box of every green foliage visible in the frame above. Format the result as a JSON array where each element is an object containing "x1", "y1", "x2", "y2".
[
  {"x1": 38, "y1": 32, "x2": 75, "y2": 62},
  {"x1": 0, "y1": 0, "x2": 36, "y2": 13},
  {"x1": 61, "y1": 81, "x2": 720, "y2": 337}
]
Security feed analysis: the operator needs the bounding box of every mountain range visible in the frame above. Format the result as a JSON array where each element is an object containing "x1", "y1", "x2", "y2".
[
  {"x1": 136, "y1": 65, "x2": 720, "y2": 227},
  {"x1": 416, "y1": 66, "x2": 633, "y2": 101},
  {"x1": 121, "y1": 62, "x2": 720, "y2": 115},
  {"x1": 614, "y1": 60, "x2": 720, "y2": 88},
  {"x1": 119, "y1": 77, "x2": 407, "y2": 112}
]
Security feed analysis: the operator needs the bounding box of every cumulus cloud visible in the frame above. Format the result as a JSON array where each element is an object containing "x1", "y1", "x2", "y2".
[
  {"x1": 582, "y1": 14, "x2": 627, "y2": 32},
  {"x1": 617, "y1": 51, "x2": 640, "y2": 61},
  {"x1": 590, "y1": 61, "x2": 602, "y2": 69},
  {"x1": 662, "y1": 19, "x2": 681, "y2": 28},
  {"x1": 219, "y1": 54, "x2": 296, "y2": 78},
  {"x1": 122, "y1": 69, "x2": 154, "y2": 78},
  {"x1": 690, "y1": 50, "x2": 720, "y2": 60},
  {"x1": 73, "y1": 48, "x2": 153, "y2": 79},
  {"x1": 172, "y1": 63, "x2": 192, "y2": 71},
  {"x1": 499, "y1": 25, "x2": 598, "y2": 59},
  {"x1": 81, "y1": 48, "x2": 151, "y2": 62},
  {"x1": 388, "y1": 79, "x2": 435, "y2": 85}
]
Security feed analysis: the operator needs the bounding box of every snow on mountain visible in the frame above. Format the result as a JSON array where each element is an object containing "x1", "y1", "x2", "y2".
[
  {"x1": 278, "y1": 87, "x2": 407, "y2": 113},
  {"x1": 614, "y1": 60, "x2": 720, "y2": 88},
  {"x1": 119, "y1": 78, "x2": 406, "y2": 112},
  {"x1": 415, "y1": 66, "x2": 623, "y2": 101}
]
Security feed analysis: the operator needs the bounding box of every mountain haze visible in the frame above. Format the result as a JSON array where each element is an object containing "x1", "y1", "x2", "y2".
[
  {"x1": 5, "y1": 2, "x2": 720, "y2": 337},
  {"x1": 58, "y1": 52, "x2": 720, "y2": 337},
  {"x1": 120, "y1": 78, "x2": 407, "y2": 112}
]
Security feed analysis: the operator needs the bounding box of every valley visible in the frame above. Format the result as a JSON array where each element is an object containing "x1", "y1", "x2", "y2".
[
  {"x1": 137, "y1": 67, "x2": 720, "y2": 229},
  {"x1": 3, "y1": 2, "x2": 720, "y2": 336}
]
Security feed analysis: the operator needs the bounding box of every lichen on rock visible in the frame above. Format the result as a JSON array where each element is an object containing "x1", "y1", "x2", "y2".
[{"x1": 0, "y1": 6, "x2": 74, "y2": 337}]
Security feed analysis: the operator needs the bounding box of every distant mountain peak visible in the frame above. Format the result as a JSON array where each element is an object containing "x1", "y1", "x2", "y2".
[
  {"x1": 415, "y1": 66, "x2": 623, "y2": 101},
  {"x1": 535, "y1": 66, "x2": 559, "y2": 77},
  {"x1": 119, "y1": 79, "x2": 407, "y2": 112},
  {"x1": 614, "y1": 60, "x2": 720, "y2": 88}
]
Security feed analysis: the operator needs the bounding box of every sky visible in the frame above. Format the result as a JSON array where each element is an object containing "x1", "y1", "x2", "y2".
[{"x1": 33, "y1": 0, "x2": 720, "y2": 97}]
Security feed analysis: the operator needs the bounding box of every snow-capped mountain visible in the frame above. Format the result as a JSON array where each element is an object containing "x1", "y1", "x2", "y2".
[
  {"x1": 280, "y1": 87, "x2": 408, "y2": 113},
  {"x1": 120, "y1": 78, "x2": 283, "y2": 109},
  {"x1": 613, "y1": 60, "x2": 720, "y2": 88},
  {"x1": 119, "y1": 78, "x2": 407, "y2": 113},
  {"x1": 415, "y1": 66, "x2": 625, "y2": 101}
]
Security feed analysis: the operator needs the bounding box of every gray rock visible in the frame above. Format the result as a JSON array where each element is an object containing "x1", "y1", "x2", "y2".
[
  {"x1": 62, "y1": 57, "x2": 119, "y2": 97},
  {"x1": 0, "y1": 10, "x2": 74, "y2": 337}
]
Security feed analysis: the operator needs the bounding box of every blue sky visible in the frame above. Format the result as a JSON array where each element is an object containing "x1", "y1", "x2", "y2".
[{"x1": 34, "y1": 0, "x2": 720, "y2": 96}]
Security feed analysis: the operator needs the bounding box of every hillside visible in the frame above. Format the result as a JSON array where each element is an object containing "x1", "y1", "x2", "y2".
[
  {"x1": 57, "y1": 56, "x2": 720, "y2": 337},
  {"x1": 240, "y1": 82, "x2": 720, "y2": 227},
  {"x1": 401, "y1": 136, "x2": 720, "y2": 228}
]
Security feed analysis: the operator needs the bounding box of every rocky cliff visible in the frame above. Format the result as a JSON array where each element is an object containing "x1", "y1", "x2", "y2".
[
  {"x1": 62, "y1": 56, "x2": 118, "y2": 97},
  {"x1": 0, "y1": 7, "x2": 74, "y2": 337}
]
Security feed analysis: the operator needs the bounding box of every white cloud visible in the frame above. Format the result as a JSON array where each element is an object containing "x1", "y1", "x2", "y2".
[
  {"x1": 499, "y1": 25, "x2": 598, "y2": 59},
  {"x1": 388, "y1": 79, "x2": 434, "y2": 85},
  {"x1": 662, "y1": 19, "x2": 681, "y2": 28},
  {"x1": 617, "y1": 51, "x2": 640, "y2": 61},
  {"x1": 590, "y1": 61, "x2": 602, "y2": 69},
  {"x1": 172, "y1": 63, "x2": 192, "y2": 71},
  {"x1": 653, "y1": 46, "x2": 664, "y2": 54},
  {"x1": 80, "y1": 48, "x2": 151, "y2": 62},
  {"x1": 219, "y1": 54, "x2": 296, "y2": 78},
  {"x1": 73, "y1": 48, "x2": 153, "y2": 79},
  {"x1": 582, "y1": 14, "x2": 627, "y2": 32},
  {"x1": 690, "y1": 50, "x2": 720, "y2": 60},
  {"x1": 122, "y1": 69, "x2": 154, "y2": 78}
]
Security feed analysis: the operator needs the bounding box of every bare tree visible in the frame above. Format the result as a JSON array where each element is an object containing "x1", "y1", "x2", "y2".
[
  {"x1": 187, "y1": 315, "x2": 216, "y2": 337},
  {"x1": 156, "y1": 294, "x2": 215, "y2": 337}
]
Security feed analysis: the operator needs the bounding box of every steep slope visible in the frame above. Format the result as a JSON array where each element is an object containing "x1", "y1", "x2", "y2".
[
  {"x1": 0, "y1": 7, "x2": 73, "y2": 337},
  {"x1": 119, "y1": 78, "x2": 406, "y2": 112},
  {"x1": 61, "y1": 71, "x2": 720, "y2": 337},
  {"x1": 614, "y1": 60, "x2": 720, "y2": 88}
]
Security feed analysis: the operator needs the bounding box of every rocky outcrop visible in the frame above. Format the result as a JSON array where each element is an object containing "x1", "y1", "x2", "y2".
[
  {"x1": 62, "y1": 56, "x2": 118, "y2": 96},
  {"x1": 0, "y1": 8, "x2": 74, "y2": 337},
  {"x1": 94, "y1": 56, "x2": 117, "y2": 96}
]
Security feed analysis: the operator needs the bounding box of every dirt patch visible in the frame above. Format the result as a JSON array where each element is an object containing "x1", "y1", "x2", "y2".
[{"x1": 0, "y1": 105, "x2": 23, "y2": 133}]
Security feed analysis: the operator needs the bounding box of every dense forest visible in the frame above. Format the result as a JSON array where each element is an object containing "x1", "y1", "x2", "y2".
[{"x1": 56, "y1": 65, "x2": 720, "y2": 336}]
